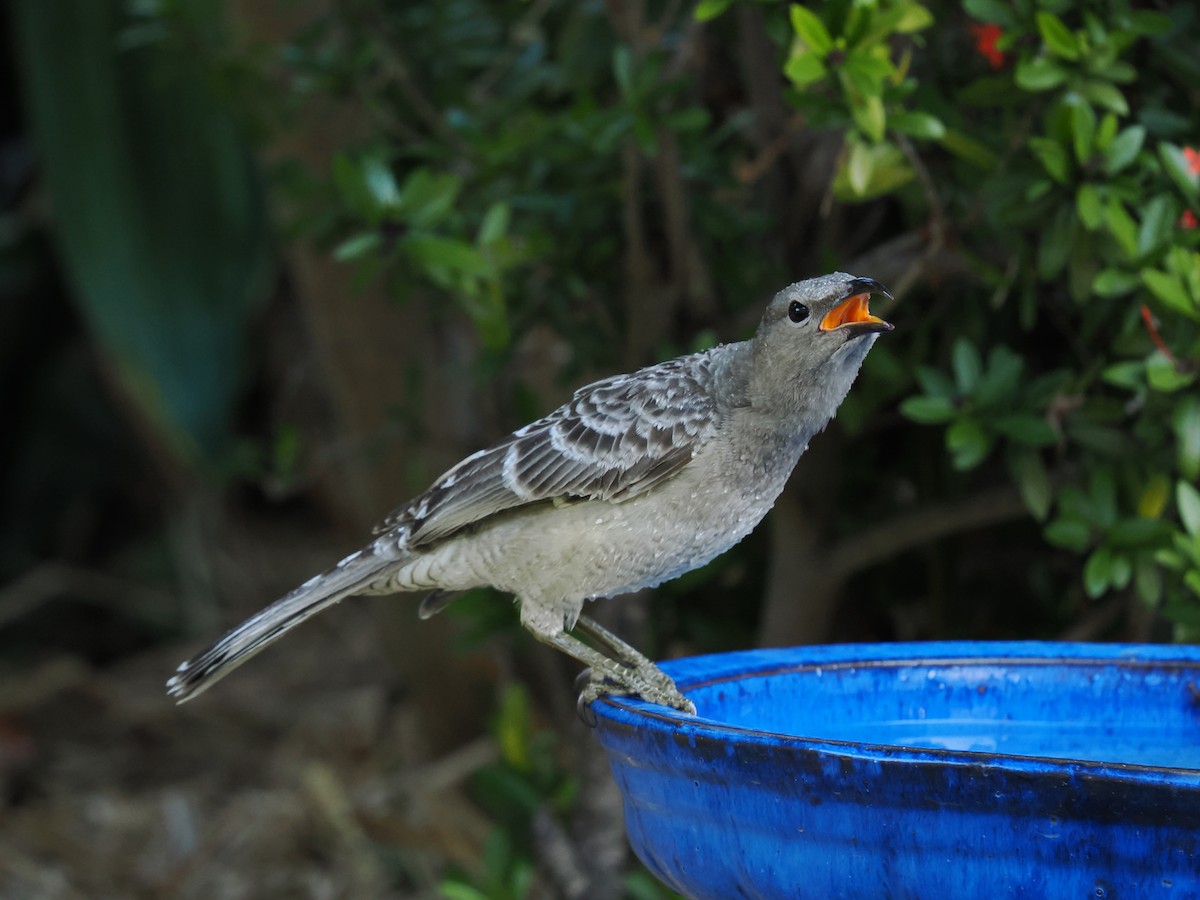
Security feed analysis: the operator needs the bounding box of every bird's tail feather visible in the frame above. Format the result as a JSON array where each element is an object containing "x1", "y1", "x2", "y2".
[{"x1": 167, "y1": 550, "x2": 393, "y2": 703}]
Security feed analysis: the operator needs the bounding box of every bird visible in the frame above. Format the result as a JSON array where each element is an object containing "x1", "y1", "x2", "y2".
[{"x1": 167, "y1": 273, "x2": 892, "y2": 715}]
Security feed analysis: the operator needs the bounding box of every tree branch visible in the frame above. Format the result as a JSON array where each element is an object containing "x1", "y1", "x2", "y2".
[{"x1": 826, "y1": 485, "x2": 1029, "y2": 585}]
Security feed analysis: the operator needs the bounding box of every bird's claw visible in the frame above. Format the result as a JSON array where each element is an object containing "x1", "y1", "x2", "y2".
[{"x1": 574, "y1": 667, "x2": 696, "y2": 726}]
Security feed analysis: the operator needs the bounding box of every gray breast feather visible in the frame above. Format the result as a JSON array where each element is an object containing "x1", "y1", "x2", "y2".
[{"x1": 372, "y1": 351, "x2": 722, "y2": 546}]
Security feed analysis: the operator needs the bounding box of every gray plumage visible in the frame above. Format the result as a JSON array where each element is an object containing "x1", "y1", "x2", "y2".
[{"x1": 167, "y1": 273, "x2": 892, "y2": 713}]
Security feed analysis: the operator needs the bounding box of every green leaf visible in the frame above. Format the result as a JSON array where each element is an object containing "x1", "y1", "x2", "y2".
[
  {"x1": 841, "y1": 49, "x2": 894, "y2": 96},
  {"x1": 333, "y1": 231, "x2": 382, "y2": 261},
  {"x1": 1079, "y1": 80, "x2": 1128, "y2": 116},
  {"x1": 361, "y1": 156, "x2": 401, "y2": 210},
  {"x1": 1142, "y1": 109, "x2": 1193, "y2": 139},
  {"x1": 1067, "y1": 233, "x2": 1095, "y2": 303},
  {"x1": 1110, "y1": 552, "x2": 1132, "y2": 590},
  {"x1": 439, "y1": 883, "x2": 489, "y2": 900},
  {"x1": 1008, "y1": 446, "x2": 1053, "y2": 521},
  {"x1": 1015, "y1": 57, "x2": 1069, "y2": 92},
  {"x1": 1104, "y1": 199, "x2": 1138, "y2": 260},
  {"x1": 1159, "y1": 144, "x2": 1200, "y2": 204},
  {"x1": 405, "y1": 234, "x2": 492, "y2": 277},
  {"x1": 1095, "y1": 112, "x2": 1118, "y2": 151},
  {"x1": 1060, "y1": 486, "x2": 1095, "y2": 521},
  {"x1": 1171, "y1": 247, "x2": 1200, "y2": 304},
  {"x1": 403, "y1": 170, "x2": 463, "y2": 228},
  {"x1": 1145, "y1": 351, "x2": 1196, "y2": 393},
  {"x1": 1026, "y1": 179, "x2": 1053, "y2": 203},
  {"x1": 1027, "y1": 367, "x2": 1075, "y2": 408},
  {"x1": 846, "y1": 139, "x2": 872, "y2": 196},
  {"x1": 1174, "y1": 396, "x2": 1200, "y2": 481},
  {"x1": 666, "y1": 106, "x2": 711, "y2": 132},
  {"x1": 939, "y1": 129, "x2": 999, "y2": 168},
  {"x1": 946, "y1": 418, "x2": 992, "y2": 470},
  {"x1": 1108, "y1": 518, "x2": 1173, "y2": 548},
  {"x1": 1142, "y1": 269, "x2": 1199, "y2": 320},
  {"x1": 995, "y1": 413, "x2": 1058, "y2": 447},
  {"x1": 1037, "y1": 205, "x2": 1075, "y2": 279},
  {"x1": 613, "y1": 44, "x2": 635, "y2": 99},
  {"x1": 1105, "y1": 125, "x2": 1144, "y2": 175},
  {"x1": 1091, "y1": 468, "x2": 1118, "y2": 528},
  {"x1": 1083, "y1": 546, "x2": 1113, "y2": 598},
  {"x1": 833, "y1": 139, "x2": 913, "y2": 200},
  {"x1": 1068, "y1": 96, "x2": 1096, "y2": 163},
  {"x1": 694, "y1": 0, "x2": 733, "y2": 22},
  {"x1": 1179, "y1": 481, "x2": 1200, "y2": 538},
  {"x1": 900, "y1": 395, "x2": 957, "y2": 424},
  {"x1": 1029, "y1": 137, "x2": 1070, "y2": 183},
  {"x1": 952, "y1": 338, "x2": 983, "y2": 394},
  {"x1": 1129, "y1": 10, "x2": 1173, "y2": 36},
  {"x1": 14, "y1": 0, "x2": 273, "y2": 464},
  {"x1": 916, "y1": 365, "x2": 957, "y2": 399},
  {"x1": 1100, "y1": 359, "x2": 1143, "y2": 389},
  {"x1": 784, "y1": 49, "x2": 829, "y2": 87},
  {"x1": 1045, "y1": 518, "x2": 1091, "y2": 552},
  {"x1": 852, "y1": 93, "x2": 887, "y2": 144},
  {"x1": 1137, "y1": 195, "x2": 1176, "y2": 257},
  {"x1": 1076, "y1": 184, "x2": 1104, "y2": 230},
  {"x1": 976, "y1": 346, "x2": 1025, "y2": 408},
  {"x1": 1100, "y1": 62, "x2": 1136, "y2": 85},
  {"x1": 790, "y1": 4, "x2": 833, "y2": 56},
  {"x1": 963, "y1": 0, "x2": 1017, "y2": 28},
  {"x1": 1123, "y1": 9, "x2": 1171, "y2": 34},
  {"x1": 1185, "y1": 571, "x2": 1200, "y2": 601},
  {"x1": 1067, "y1": 422, "x2": 1132, "y2": 457},
  {"x1": 894, "y1": 4, "x2": 934, "y2": 33},
  {"x1": 332, "y1": 152, "x2": 373, "y2": 218},
  {"x1": 1138, "y1": 472, "x2": 1170, "y2": 520},
  {"x1": 1155, "y1": 547, "x2": 1186, "y2": 572},
  {"x1": 1134, "y1": 555, "x2": 1162, "y2": 607},
  {"x1": 890, "y1": 111, "x2": 945, "y2": 140},
  {"x1": 1092, "y1": 269, "x2": 1140, "y2": 298},
  {"x1": 632, "y1": 114, "x2": 657, "y2": 155},
  {"x1": 478, "y1": 201, "x2": 510, "y2": 246},
  {"x1": 1037, "y1": 11, "x2": 1079, "y2": 60}
]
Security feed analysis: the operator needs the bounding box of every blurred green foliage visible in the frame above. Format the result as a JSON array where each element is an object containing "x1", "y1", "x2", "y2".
[
  {"x1": 808, "y1": 0, "x2": 1200, "y2": 634},
  {"x1": 293, "y1": 1, "x2": 774, "y2": 372},
  {"x1": 13, "y1": 0, "x2": 273, "y2": 467}
]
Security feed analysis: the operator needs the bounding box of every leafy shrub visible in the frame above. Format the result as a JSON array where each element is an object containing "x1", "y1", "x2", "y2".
[{"x1": 739, "y1": 0, "x2": 1200, "y2": 634}]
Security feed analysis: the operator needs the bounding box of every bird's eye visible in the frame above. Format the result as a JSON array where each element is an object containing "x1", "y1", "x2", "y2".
[{"x1": 788, "y1": 301, "x2": 810, "y2": 324}]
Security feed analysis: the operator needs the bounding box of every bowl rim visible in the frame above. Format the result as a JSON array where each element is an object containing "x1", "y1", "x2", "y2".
[{"x1": 591, "y1": 640, "x2": 1200, "y2": 784}]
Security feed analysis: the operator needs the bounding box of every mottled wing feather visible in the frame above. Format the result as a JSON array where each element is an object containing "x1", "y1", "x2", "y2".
[{"x1": 372, "y1": 351, "x2": 721, "y2": 547}]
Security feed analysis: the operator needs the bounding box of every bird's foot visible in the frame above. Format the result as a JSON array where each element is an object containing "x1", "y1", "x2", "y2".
[{"x1": 574, "y1": 665, "x2": 696, "y2": 726}]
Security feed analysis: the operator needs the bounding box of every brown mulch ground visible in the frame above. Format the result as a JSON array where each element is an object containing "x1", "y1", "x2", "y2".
[{"x1": 0, "y1": 615, "x2": 510, "y2": 900}]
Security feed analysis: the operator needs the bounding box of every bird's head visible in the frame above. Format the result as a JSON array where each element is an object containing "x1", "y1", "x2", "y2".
[{"x1": 748, "y1": 272, "x2": 893, "y2": 418}]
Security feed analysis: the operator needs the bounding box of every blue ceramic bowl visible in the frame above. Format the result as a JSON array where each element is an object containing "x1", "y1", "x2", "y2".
[{"x1": 590, "y1": 642, "x2": 1200, "y2": 899}]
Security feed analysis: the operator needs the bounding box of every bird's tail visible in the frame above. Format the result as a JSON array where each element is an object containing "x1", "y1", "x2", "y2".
[{"x1": 166, "y1": 547, "x2": 394, "y2": 703}]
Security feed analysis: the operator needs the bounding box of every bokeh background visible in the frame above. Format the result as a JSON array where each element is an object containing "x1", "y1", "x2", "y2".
[{"x1": 3, "y1": 0, "x2": 1199, "y2": 897}]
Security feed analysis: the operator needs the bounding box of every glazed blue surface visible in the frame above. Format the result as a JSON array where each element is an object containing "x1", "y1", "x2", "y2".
[{"x1": 589, "y1": 642, "x2": 1200, "y2": 899}]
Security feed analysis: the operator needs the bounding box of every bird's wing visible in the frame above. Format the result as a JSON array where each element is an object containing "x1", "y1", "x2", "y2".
[{"x1": 374, "y1": 351, "x2": 722, "y2": 546}]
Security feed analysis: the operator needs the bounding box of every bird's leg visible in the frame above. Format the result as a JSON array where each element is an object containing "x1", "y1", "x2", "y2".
[
  {"x1": 532, "y1": 629, "x2": 695, "y2": 716},
  {"x1": 572, "y1": 616, "x2": 696, "y2": 716},
  {"x1": 573, "y1": 615, "x2": 687, "y2": 699}
]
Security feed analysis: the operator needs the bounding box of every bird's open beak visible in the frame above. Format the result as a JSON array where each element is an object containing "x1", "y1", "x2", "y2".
[{"x1": 819, "y1": 278, "x2": 894, "y2": 336}]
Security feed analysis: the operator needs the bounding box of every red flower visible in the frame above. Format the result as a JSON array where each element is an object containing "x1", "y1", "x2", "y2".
[
  {"x1": 970, "y1": 23, "x2": 1006, "y2": 70},
  {"x1": 1181, "y1": 209, "x2": 1198, "y2": 230},
  {"x1": 1184, "y1": 147, "x2": 1200, "y2": 177}
]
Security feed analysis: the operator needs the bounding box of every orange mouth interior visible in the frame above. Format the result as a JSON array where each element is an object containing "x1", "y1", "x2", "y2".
[{"x1": 820, "y1": 293, "x2": 888, "y2": 331}]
